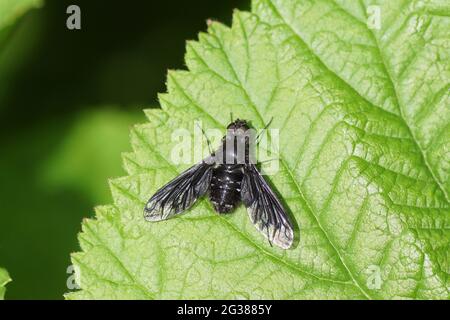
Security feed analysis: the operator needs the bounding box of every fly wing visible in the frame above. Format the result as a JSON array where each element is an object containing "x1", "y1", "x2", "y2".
[
  {"x1": 241, "y1": 164, "x2": 294, "y2": 249},
  {"x1": 144, "y1": 157, "x2": 214, "y2": 221}
]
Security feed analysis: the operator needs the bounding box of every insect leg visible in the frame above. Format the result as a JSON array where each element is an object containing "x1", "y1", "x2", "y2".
[
  {"x1": 256, "y1": 117, "x2": 274, "y2": 145},
  {"x1": 258, "y1": 158, "x2": 279, "y2": 164},
  {"x1": 195, "y1": 122, "x2": 213, "y2": 155}
]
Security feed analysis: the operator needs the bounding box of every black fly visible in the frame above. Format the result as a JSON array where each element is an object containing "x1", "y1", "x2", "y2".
[{"x1": 144, "y1": 119, "x2": 294, "y2": 249}]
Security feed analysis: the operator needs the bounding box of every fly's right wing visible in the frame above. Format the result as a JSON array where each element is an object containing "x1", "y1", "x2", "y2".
[
  {"x1": 144, "y1": 158, "x2": 214, "y2": 221},
  {"x1": 241, "y1": 164, "x2": 294, "y2": 249}
]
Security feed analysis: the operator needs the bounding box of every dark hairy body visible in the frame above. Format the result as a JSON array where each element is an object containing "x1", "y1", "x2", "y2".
[
  {"x1": 210, "y1": 164, "x2": 244, "y2": 213},
  {"x1": 209, "y1": 121, "x2": 249, "y2": 213}
]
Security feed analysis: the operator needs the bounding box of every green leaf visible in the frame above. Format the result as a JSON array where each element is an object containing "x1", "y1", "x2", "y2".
[
  {"x1": 0, "y1": 267, "x2": 11, "y2": 299},
  {"x1": 0, "y1": 0, "x2": 41, "y2": 31},
  {"x1": 67, "y1": 0, "x2": 450, "y2": 299},
  {"x1": 41, "y1": 108, "x2": 143, "y2": 203},
  {"x1": 0, "y1": 0, "x2": 43, "y2": 109}
]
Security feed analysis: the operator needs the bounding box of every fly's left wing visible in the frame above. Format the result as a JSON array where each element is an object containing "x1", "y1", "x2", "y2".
[
  {"x1": 144, "y1": 157, "x2": 214, "y2": 221},
  {"x1": 241, "y1": 164, "x2": 294, "y2": 249}
]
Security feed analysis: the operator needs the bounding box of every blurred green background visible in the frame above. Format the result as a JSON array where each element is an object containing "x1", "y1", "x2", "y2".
[{"x1": 0, "y1": 0, "x2": 247, "y2": 299}]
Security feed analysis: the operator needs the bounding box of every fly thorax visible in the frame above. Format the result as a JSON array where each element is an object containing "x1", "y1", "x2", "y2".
[{"x1": 214, "y1": 129, "x2": 256, "y2": 165}]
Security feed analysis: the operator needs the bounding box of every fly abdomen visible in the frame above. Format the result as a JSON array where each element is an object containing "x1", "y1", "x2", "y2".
[{"x1": 209, "y1": 164, "x2": 244, "y2": 213}]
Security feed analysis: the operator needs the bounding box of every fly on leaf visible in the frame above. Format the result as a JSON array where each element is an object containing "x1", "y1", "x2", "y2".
[{"x1": 144, "y1": 119, "x2": 294, "y2": 249}]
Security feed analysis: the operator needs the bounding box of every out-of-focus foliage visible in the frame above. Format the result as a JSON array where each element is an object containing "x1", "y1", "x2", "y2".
[
  {"x1": 42, "y1": 108, "x2": 142, "y2": 203},
  {"x1": 0, "y1": 110, "x2": 141, "y2": 299},
  {"x1": 0, "y1": 0, "x2": 41, "y2": 301},
  {"x1": 0, "y1": 267, "x2": 11, "y2": 299},
  {"x1": 0, "y1": 0, "x2": 43, "y2": 109},
  {"x1": 0, "y1": 0, "x2": 247, "y2": 299},
  {"x1": 0, "y1": 0, "x2": 41, "y2": 30}
]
